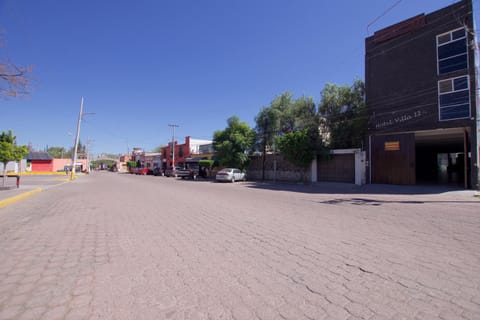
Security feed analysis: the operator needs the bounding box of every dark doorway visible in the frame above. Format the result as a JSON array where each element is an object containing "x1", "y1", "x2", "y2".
[{"x1": 415, "y1": 129, "x2": 469, "y2": 187}]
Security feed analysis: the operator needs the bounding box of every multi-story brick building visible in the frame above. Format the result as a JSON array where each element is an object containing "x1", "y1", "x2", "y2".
[
  {"x1": 161, "y1": 136, "x2": 213, "y2": 169},
  {"x1": 365, "y1": 0, "x2": 479, "y2": 188}
]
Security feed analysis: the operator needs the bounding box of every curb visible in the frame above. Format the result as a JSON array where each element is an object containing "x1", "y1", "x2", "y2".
[{"x1": 0, "y1": 188, "x2": 42, "y2": 209}]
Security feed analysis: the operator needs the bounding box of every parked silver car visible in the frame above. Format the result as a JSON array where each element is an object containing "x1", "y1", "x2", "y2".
[{"x1": 215, "y1": 168, "x2": 246, "y2": 182}]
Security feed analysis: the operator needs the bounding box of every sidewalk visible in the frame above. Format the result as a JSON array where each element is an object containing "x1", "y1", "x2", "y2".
[
  {"x1": 246, "y1": 180, "x2": 480, "y2": 200},
  {"x1": 0, "y1": 174, "x2": 71, "y2": 207}
]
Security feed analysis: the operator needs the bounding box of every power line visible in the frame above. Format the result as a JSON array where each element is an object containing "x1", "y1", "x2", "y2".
[{"x1": 367, "y1": 0, "x2": 403, "y2": 36}]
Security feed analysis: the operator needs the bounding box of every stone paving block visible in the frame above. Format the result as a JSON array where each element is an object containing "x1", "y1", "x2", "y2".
[
  {"x1": 323, "y1": 303, "x2": 352, "y2": 320},
  {"x1": 344, "y1": 301, "x2": 375, "y2": 319},
  {"x1": 1, "y1": 174, "x2": 479, "y2": 320},
  {"x1": 16, "y1": 307, "x2": 47, "y2": 320}
]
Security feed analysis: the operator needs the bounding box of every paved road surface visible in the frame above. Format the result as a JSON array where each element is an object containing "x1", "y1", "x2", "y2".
[{"x1": 0, "y1": 172, "x2": 479, "y2": 319}]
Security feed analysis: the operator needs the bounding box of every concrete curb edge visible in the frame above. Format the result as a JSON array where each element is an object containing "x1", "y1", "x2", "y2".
[{"x1": 0, "y1": 188, "x2": 42, "y2": 208}]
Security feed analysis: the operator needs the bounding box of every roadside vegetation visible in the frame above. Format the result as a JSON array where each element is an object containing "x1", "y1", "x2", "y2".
[
  {"x1": 213, "y1": 79, "x2": 366, "y2": 178},
  {"x1": 0, "y1": 130, "x2": 28, "y2": 186}
]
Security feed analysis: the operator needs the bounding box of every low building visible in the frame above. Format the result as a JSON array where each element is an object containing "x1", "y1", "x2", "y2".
[
  {"x1": 26, "y1": 151, "x2": 54, "y2": 172},
  {"x1": 52, "y1": 159, "x2": 88, "y2": 172}
]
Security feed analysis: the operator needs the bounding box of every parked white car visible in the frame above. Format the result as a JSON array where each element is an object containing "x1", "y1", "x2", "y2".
[{"x1": 215, "y1": 168, "x2": 246, "y2": 182}]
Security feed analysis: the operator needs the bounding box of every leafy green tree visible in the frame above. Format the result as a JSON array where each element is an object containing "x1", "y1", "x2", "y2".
[
  {"x1": 318, "y1": 79, "x2": 366, "y2": 149},
  {"x1": 255, "y1": 93, "x2": 322, "y2": 180},
  {"x1": 213, "y1": 116, "x2": 255, "y2": 170},
  {"x1": 276, "y1": 129, "x2": 315, "y2": 181},
  {"x1": 270, "y1": 92, "x2": 293, "y2": 134},
  {"x1": 0, "y1": 130, "x2": 28, "y2": 186},
  {"x1": 255, "y1": 106, "x2": 281, "y2": 179},
  {"x1": 126, "y1": 161, "x2": 137, "y2": 169},
  {"x1": 47, "y1": 146, "x2": 67, "y2": 159},
  {"x1": 91, "y1": 159, "x2": 116, "y2": 170},
  {"x1": 66, "y1": 140, "x2": 85, "y2": 159},
  {"x1": 0, "y1": 130, "x2": 15, "y2": 143}
]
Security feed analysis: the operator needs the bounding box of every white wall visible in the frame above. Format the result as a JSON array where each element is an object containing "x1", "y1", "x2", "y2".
[{"x1": 0, "y1": 159, "x2": 27, "y2": 173}]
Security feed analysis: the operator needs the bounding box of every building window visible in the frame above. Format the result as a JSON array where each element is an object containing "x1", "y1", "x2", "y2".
[
  {"x1": 437, "y1": 28, "x2": 468, "y2": 75},
  {"x1": 438, "y1": 75, "x2": 470, "y2": 121}
]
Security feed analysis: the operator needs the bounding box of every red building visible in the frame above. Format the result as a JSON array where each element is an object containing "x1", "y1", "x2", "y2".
[
  {"x1": 26, "y1": 152, "x2": 54, "y2": 172},
  {"x1": 161, "y1": 136, "x2": 192, "y2": 169},
  {"x1": 161, "y1": 136, "x2": 212, "y2": 169}
]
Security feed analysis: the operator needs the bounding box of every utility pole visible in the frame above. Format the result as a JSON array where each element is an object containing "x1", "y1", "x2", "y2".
[
  {"x1": 70, "y1": 97, "x2": 84, "y2": 180},
  {"x1": 70, "y1": 97, "x2": 94, "y2": 180},
  {"x1": 86, "y1": 138, "x2": 93, "y2": 174},
  {"x1": 168, "y1": 124, "x2": 179, "y2": 169}
]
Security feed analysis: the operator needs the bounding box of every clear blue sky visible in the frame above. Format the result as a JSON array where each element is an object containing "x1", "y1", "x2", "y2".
[{"x1": 1, "y1": 0, "x2": 476, "y2": 155}]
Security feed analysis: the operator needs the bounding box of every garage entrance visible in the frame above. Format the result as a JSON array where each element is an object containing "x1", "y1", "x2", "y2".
[
  {"x1": 370, "y1": 129, "x2": 471, "y2": 188},
  {"x1": 415, "y1": 128, "x2": 470, "y2": 188},
  {"x1": 317, "y1": 153, "x2": 355, "y2": 183}
]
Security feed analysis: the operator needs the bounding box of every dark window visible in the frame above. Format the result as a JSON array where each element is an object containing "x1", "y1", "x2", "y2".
[
  {"x1": 452, "y1": 29, "x2": 465, "y2": 40},
  {"x1": 438, "y1": 76, "x2": 470, "y2": 121},
  {"x1": 438, "y1": 38, "x2": 466, "y2": 59},
  {"x1": 437, "y1": 28, "x2": 468, "y2": 75},
  {"x1": 454, "y1": 77, "x2": 468, "y2": 90}
]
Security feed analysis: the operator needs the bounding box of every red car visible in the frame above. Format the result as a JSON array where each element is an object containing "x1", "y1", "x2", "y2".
[{"x1": 129, "y1": 167, "x2": 150, "y2": 175}]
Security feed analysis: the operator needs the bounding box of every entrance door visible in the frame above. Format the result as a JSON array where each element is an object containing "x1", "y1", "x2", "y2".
[{"x1": 371, "y1": 133, "x2": 416, "y2": 185}]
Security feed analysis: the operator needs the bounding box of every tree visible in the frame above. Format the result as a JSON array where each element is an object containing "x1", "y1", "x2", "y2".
[
  {"x1": 65, "y1": 140, "x2": 85, "y2": 159},
  {"x1": 255, "y1": 106, "x2": 280, "y2": 180},
  {"x1": 318, "y1": 79, "x2": 366, "y2": 149},
  {"x1": 213, "y1": 116, "x2": 255, "y2": 170},
  {"x1": 126, "y1": 161, "x2": 137, "y2": 169},
  {"x1": 255, "y1": 93, "x2": 322, "y2": 180},
  {"x1": 276, "y1": 129, "x2": 316, "y2": 182},
  {"x1": 0, "y1": 130, "x2": 28, "y2": 186},
  {"x1": 0, "y1": 130, "x2": 15, "y2": 144},
  {"x1": 1, "y1": 34, "x2": 33, "y2": 98},
  {"x1": 47, "y1": 146, "x2": 67, "y2": 159}
]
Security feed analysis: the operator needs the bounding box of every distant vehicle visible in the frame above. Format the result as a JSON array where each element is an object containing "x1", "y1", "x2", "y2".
[
  {"x1": 177, "y1": 158, "x2": 201, "y2": 180},
  {"x1": 215, "y1": 168, "x2": 246, "y2": 183},
  {"x1": 153, "y1": 167, "x2": 163, "y2": 176},
  {"x1": 129, "y1": 167, "x2": 150, "y2": 175},
  {"x1": 164, "y1": 166, "x2": 181, "y2": 177}
]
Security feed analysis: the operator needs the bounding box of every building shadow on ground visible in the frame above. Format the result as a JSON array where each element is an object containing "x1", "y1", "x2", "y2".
[{"x1": 243, "y1": 180, "x2": 478, "y2": 197}]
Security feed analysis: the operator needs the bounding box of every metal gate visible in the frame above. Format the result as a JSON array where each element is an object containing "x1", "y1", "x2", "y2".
[{"x1": 317, "y1": 154, "x2": 355, "y2": 183}]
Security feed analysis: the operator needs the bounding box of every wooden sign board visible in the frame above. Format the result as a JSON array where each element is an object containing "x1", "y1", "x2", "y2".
[{"x1": 384, "y1": 141, "x2": 400, "y2": 151}]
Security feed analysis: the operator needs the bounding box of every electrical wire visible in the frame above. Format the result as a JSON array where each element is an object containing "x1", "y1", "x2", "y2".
[{"x1": 367, "y1": 0, "x2": 403, "y2": 36}]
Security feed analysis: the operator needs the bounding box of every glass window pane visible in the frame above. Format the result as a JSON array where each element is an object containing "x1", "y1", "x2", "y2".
[
  {"x1": 439, "y1": 79, "x2": 453, "y2": 93},
  {"x1": 440, "y1": 90, "x2": 469, "y2": 107},
  {"x1": 438, "y1": 38, "x2": 467, "y2": 60},
  {"x1": 439, "y1": 54, "x2": 468, "y2": 74},
  {"x1": 453, "y1": 76, "x2": 468, "y2": 90},
  {"x1": 440, "y1": 104, "x2": 470, "y2": 120},
  {"x1": 438, "y1": 33, "x2": 451, "y2": 45},
  {"x1": 452, "y1": 28, "x2": 465, "y2": 40}
]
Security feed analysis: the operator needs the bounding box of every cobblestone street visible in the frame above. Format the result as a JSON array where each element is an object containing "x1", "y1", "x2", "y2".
[{"x1": 0, "y1": 172, "x2": 479, "y2": 319}]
